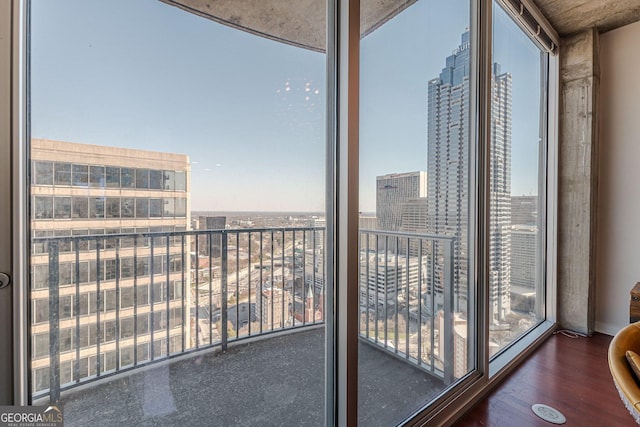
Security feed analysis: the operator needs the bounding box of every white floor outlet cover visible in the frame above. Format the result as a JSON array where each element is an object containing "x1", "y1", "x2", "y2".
[{"x1": 531, "y1": 403, "x2": 566, "y2": 424}]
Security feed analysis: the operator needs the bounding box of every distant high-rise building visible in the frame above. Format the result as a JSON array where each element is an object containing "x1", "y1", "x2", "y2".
[
  {"x1": 359, "y1": 213, "x2": 377, "y2": 230},
  {"x1": 30, "y1": 139, "x2": 191, "y2": 394},
  {"x1": 376, "y1": 172, "x2": 427, "y2": 232},
  {"x1": 511, "y1": 195, "x2": 537, "y2": 226},
  {"x1": 488, "y1": 62, "x2": 513, "y2": 323},
  {"x1": 399, "y1": 197, "x2": 429, "y2": 256},
  {"x1": 510, "y1": 225, "x2": 537, "y2": 289},
  {"x1": 400, "y1": 197, "x2": 429, "y2": 233},
  {"x1": 427, "y1": 31, "x2": 512, "y2": 322},
  {"x1": 359, "y1": 253, "x2": 421, "y2": 307},
  {"x1": 195, "y1": 216, "x2": 226, "y2": 257},
  {"x1": 510, "y1": 225, "x2": 538, "y2": 313}
]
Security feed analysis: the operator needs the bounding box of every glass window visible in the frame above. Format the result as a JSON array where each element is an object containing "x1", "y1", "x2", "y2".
[
  {"x1": 135, "y1": 198, "x2": 149, "y2": 218},
  {"x1": 359, "y1": 0, "x2": 472, "y2": 422},
  {"x1": 121, "y1": 258, "x2": 134, "y2": 279},
  {"x1": 32, "y1": 230, "x2": 49, "y2": 254},
  {"x1": 137, "y1": 285, "x2": 149, "y2": 306},
  {"x1": 136, "y1": 343, "x2": 149, "y2": 363},
  {"x1": 78, "y1": 294, "x2": 89, "y2": 316},
  {"x1": 153, "y1": 311, "x2": 166, "y2": 331},
  {"x1": 136, "y1": 227, "x2": 150, "y2": 248},
  {"x1": 170, "y1": 306, "x2": 183, "y2": 326},
  {"x1": 55, "y1": 229, "x2": 72, "y2": 253},
  {"x1": 88, "y1": 291, "x2": 98, "y2": 314},
  {"x1": 121, "y1": 346, "x2": 134, "y2": 366},
  {"x1": 137, "y1": 314, "x2": 149, "y2": 334},
  {"x1": 34, "y1": 368, "x2": 49, "y2": 394},
  {"x1": 33, "y1": 299, "x2": 49, "y2": 324},
  {"x1": 60, "y1": 361, "x2": 73, "y2": 385},
  {"x1": 54, "y1": 196, "x2": 72, "y2": 219},
  {"x1": 120, "y1": 228, "x2": 135, "y2": 248},
  {"x1": 32, "y1": 264, "x2": 49, "y2": 289},
  {"x1": 33, "y1": 333, "x2": 49, "y2": 359},
  {"x1": 106, "y1": 166, "x2": 120, "y2": 187},
  {"x1": 89, "y1": 197, "x2": 105, "y2": 218},
  {"x1": 174, "y1": 171, "x2": 186, "y2": 191},
  {"x1": 103, "y1": 320, "x2": 116, "y2": 343},
  {"x1": 54, "y1": 162, "x2": 72, "y2": 185},
  {"x1": 149, "y1": 170, "x2": 163, "y2": 189},
  {"x1": 136, "y1": 257, "x2": 150, "y2": 277},
  {"x1": 163, "y1": 171, "x2": 175, "y2": 190},
  {"x1": 104, "y1": 261, "x2": 117, "y2": 282},
  {"x1": 73, "y1": 229, "x2": 89, "y2": 252},
  {"x1": 121, "y1": 317, "x2": 134, "y2": 339},
  {"x1": 33, "y1": 161, "x2": 54, "y2": 185},
  {"x1": 60, "y1": 295, "x2": 73, "y2": 319},
  {"x1": 169, "y1": 280, "x2": 182, "y2": 300},
  {"x1": 33, "y1": 196, "x2": 53, "y2": 219},
  {"x1": 72, "y1": 197, "x2": 89, "y2": 219},
  {"x1": 77, "y1": 260, "x2": 89, "y2": 283},
  {"x1": 103, "y1": 227, "x2": 118, "y2": 249},
  {"x1": 135, "y1": 169, "x2": 149, "y2": 189},
  {"x1": 152, "y1": 282, "x2": 164, "y2": 303},
  {"x1": 121, "y1": 287, "x2": 134, "y2": 309},
  {"x1": 58, "y1": 262, "x2": 74, "y2": 286},
  {"x1": 149, "y1": 199, "x2": 163, "y2": 218},
  {"x1": 121, "y1": 197, "x2": 135, "y2": 218},
  {"x1": 60, "y1": 328, "x2": 73, "y2": 353},
  {"x1": 163, "y1": 198, "x2": 174, "y2": 217},
  {"x1": 29, "y1": 0, "x2": 330, "y2": 421},
  {"x1": 89, "y1": 165, "x2": 105, "y2": 187},
  {"x1": 169, "y1": 255, "x2": 182, "y2": 273},
  {"x1": 121, "y1": 167, "x2": 135, "y2": 188},
  {"x1": 72, "y1": 164, "x2": 89, "y2": 186},
  {"x1": 175, "y1": 198, "x2": 186, "y2": 217},
  {"x1": 489, "y1": 1, "x2": 547, "y2": 356},
  {"x1": 106, "y1": 197, "x2": 120, "y2": 218}
]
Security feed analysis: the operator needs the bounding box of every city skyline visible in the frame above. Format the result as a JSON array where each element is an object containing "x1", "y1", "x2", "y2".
[{"x1": 32, "y1": 0, "x2": 540, "y2": 213}]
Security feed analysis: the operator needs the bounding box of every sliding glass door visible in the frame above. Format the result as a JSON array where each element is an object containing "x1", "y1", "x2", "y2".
[{"x1": 359, "y1": 1, "x2": 476, "y2": 424}]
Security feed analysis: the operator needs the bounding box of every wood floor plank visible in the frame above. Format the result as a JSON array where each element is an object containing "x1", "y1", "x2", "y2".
[{"x1": 455, "y1": 332, "x2": 635, "y2": 426}]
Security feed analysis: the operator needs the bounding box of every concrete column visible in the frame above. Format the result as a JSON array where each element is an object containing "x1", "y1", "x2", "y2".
[{"x1": 558, "y1": 28, "x2": 599, "y2": 335}]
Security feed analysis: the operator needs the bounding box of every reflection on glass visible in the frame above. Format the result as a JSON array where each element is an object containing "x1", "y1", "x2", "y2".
[
  {"x1": 360, "y1": 0, "x2": 471, "y2": 424},
  {"x1": 489, "y1": 1, "x2": 546, "y2": 356}
]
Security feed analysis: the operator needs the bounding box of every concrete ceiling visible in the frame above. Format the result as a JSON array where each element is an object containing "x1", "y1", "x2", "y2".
[
  {"x1": 531, "y1": 0, "x2": 640, "y2": 37},
  {"x1": 161, "y1": 0, "x2": 640, "y2": 50},
  {"x1": 160, "y1": 0, "x2": 417, "y2": 53}
]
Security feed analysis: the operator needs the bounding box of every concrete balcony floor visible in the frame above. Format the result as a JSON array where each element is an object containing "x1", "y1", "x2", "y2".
[{"x1": 59, "y1": 327, "x2": 444, "y2": 426}]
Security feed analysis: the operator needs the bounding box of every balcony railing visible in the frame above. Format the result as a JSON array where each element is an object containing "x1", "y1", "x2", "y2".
[
  {"x1": 359, "y1": 230, "x2": 456, "y2": 384},
  {"x1": 33, "y1": 227, "x2": 456, "y2": 404}
]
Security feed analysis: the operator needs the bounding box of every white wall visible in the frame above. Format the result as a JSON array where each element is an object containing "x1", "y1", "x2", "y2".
[{"x1": 596, "y1": 20, "x2": 640, "y2": 335}]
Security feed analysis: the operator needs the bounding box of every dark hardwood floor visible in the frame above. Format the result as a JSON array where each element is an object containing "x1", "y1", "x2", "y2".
[{"x1": 455, "y1": 332, "x2": 635, "y2": 426}]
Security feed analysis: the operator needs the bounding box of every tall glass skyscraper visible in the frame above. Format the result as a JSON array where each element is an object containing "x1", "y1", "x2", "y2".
[
  {"x1": 427, "y1": 31, "x2": 512, "y2": 322},
  {"x1": 376, "y1": 171, "x2": 427, "y2": 232}
]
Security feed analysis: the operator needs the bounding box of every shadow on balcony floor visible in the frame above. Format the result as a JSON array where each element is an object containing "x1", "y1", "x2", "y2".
[{"x1": 59, "y1": 328, "x2": 444, "y2": 426}]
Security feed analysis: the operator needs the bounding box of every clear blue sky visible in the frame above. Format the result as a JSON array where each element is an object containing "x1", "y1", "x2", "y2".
[{"x1": 31, "y1": 0, "x2": 542, "y2": 213}]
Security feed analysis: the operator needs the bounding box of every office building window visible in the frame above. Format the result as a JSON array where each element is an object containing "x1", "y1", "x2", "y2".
[
  {"x1": 54, "y1": 162, "x2": 72, "y2": 185},
  {"x1": 72, "y1": 164, "x2": 88, "y2": 186}
]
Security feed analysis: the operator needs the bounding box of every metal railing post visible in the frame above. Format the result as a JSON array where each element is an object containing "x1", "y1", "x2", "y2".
[
  {"x1": 443, "y1": 239, "x2": 455, "y2": 385},
  {"x1": 48, "y1": 241, "x2": 60, "y2": 404},
  {"x1": 221, "y1": 232, "x2": 228, "y2": 350}
]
